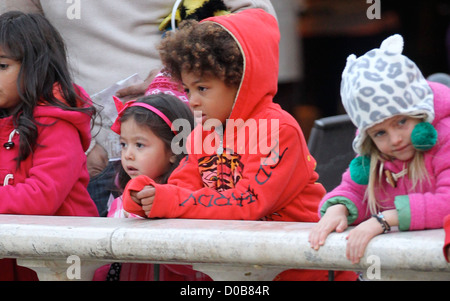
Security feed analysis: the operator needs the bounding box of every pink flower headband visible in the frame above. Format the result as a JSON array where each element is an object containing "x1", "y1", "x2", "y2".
[{"x1": 110, "y1": 96, "x2": 177, "y2": 135}]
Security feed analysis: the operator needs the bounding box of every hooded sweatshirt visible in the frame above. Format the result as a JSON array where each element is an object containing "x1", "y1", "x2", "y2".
[
  {"x1": 123, "y1": 9, "x2": 356, "y2": 281},
  {"x1": 0, "y1": 85, "x2": 99, "y2": 281},
  {"x1": 0, "y1": 85, "x2": 97, "y2": 216}
]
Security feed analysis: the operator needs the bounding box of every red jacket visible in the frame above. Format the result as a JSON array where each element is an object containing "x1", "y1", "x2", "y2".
[
  {"x1": 444, "y1": 215, "x2": 450, "y2": 262},
  {"x1": 0, "y1": 85, "x2": 98, "y2": 280},
  {"x1": 123, "y1": 9, "x2": 355, "y2": 280}
]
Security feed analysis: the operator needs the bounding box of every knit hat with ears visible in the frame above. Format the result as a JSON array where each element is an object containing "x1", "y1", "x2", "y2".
[{"x1": 341, "y1": 34, "x2": 435, "y2": 155}]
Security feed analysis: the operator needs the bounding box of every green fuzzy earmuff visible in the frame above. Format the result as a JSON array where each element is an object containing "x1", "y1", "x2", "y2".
[
  {"x1": 411, "y1": 121, "x2": 437, "y2": 151},
  {"x1": 349, "y1": 155, "x2": 371, "y2": 185}
]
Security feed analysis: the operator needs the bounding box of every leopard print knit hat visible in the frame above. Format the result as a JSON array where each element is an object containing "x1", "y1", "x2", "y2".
[{"x1": 341, "y1": 34, "x2": 435, "y2": 155}]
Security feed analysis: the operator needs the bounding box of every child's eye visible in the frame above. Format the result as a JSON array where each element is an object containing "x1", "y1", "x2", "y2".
[
  {"x1": 198, "y1": 86, "x2": 207, "y2": 92},
  {"x1": 398, "y1": 118, "x2": 407, "y2": 126},
  {"x1": 120, "y1": 142, "x2": 127, "y2": 149},
  {"x1": 0, "y1": 63, "x2": 8, "y2": 70},
  {"x1": 184, "y1": 87, "x2": 190, "y2": 94},
  {"x1": 136, "y1": 143, "x2": 144, "y2": 148},
  {"x1": 373, "y1": 130, "x2": 386, "y2": 138}
]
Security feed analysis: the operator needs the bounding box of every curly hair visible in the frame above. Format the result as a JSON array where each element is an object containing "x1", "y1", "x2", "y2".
[{"x1": 158, "y1": 20, "x2": 243, "y2": 88}]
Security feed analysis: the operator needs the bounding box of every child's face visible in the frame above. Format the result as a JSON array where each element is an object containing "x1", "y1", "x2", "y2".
[
  {"x1": 367, "y1": 115, "x2": 421, "y2": 161},
  {"x1": 120, "y1": 118, "x2": 175, "y2": 180},
  {"x1": 181, "y1": 71, "x2": 237, "y2": 125},
  {"x1": 0, "y1": 48, "x2": 21, "y2": 112}
]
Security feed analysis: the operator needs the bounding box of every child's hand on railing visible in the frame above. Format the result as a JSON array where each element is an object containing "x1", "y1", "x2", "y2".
[
  {"x1": 130, "y1": 185, "x2": 156, "y2": 217},
  {"x1": 308, "y1": 204, "x2": 349, "y2": 251}
]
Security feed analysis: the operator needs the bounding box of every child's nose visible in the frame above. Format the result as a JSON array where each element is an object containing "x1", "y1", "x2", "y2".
[
  {"x1": 390, "y1": 132, "x2": 403, "y2": 145},
  {"x1": 124, "y1": 148, "x2": 134, "y2": 160},
  {"x1": 188, "y1": 94, "x2": 200, "y2": 109}
]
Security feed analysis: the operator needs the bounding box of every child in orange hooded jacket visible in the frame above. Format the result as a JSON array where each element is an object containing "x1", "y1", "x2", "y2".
[{"x1": 123, "y1": 9, "x2": 356, "y2": 281}]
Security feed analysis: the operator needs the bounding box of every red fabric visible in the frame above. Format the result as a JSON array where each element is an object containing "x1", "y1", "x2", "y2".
[
  {"x1": 0, "y1": 260, "x2": 38, "y2": 281},
  {"x1": 0, "y1": 84, "x2": 97, "y2": 216},
  {"x1": 444, "y1": 215, "x2": 450, "y2": 262},
  {"x1": 93, "y1": 263, "x2": 213, "y2": 281},
  {"x1": 275, "y1": 269, "x2": 357, "y2": 281}
]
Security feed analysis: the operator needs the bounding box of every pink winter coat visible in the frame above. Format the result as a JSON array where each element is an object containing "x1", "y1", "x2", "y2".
[
  {"x1": 0, "y1": 84, "x2": 98, "y2": 281},
  {"x1": 0, "y1": 85, "x2": 97, "y2": 216}
]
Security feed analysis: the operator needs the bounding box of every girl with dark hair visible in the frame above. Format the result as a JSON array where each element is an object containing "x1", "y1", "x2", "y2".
[
  {"x1": 112, "y1": 93, "x2": 194, "y2": 195},
  {"x1": 0, "y1": 11, "x2": 98, "y2": 280},
  {"x1": 94, "y1": 91, "x2": 197, "y2": 281}
]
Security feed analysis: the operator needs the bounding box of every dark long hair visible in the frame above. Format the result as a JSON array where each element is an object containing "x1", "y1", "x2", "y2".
[
  {"x1": 0, "y1": 11, "x2": 94, "y2": 166},
  {"x1": 116, "y1": 94, "x2": 194, "y2": 190}
]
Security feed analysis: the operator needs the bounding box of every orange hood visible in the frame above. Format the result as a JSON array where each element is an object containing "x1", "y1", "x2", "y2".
[{"x1": 201, "y1": 9, "x2": 279, "y2": 122}]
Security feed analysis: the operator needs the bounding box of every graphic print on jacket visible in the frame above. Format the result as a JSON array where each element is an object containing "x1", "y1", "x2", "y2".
[
  {"x1": 198, "y1": 153, "x2": 244, "y2": 192},
  {"x1": 180, "y1": 143, "x2": 288, "y2": 218}
]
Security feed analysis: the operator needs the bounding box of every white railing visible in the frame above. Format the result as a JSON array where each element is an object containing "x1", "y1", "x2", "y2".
[{"x1": 0, "y1": 214, "x2": 449, "y2": 281}]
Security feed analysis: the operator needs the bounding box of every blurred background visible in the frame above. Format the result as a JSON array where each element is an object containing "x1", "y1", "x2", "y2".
[{"x1": 272, "y1": 0, "x2": 450, "y2": 139}]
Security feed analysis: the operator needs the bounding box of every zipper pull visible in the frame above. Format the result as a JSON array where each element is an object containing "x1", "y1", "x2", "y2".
[
  {"x1": 3, "y1": 130, "x2": 18, "y2": 150},
  {"x1": 3, "y1": 142, "x2": 14, "y2": 150}
]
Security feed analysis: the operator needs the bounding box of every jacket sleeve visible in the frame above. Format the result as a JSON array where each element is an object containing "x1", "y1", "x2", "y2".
[
  {"x1": 400, "y1": 126, "x2": 450, "y2": 230},
  {"x1": 0, "y1": 118, "x2": 86, "y2": 215},
  {"x1": 123, "y1": 124, "x2": 320, "y2": 220},
  {"x1": 318, "y1": 167, "x2": 370, "y2": 225}
]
